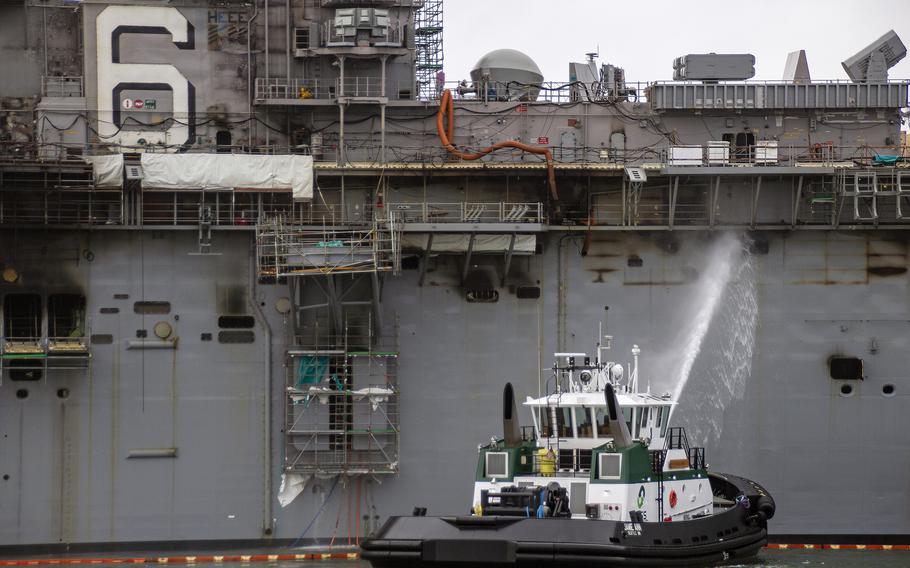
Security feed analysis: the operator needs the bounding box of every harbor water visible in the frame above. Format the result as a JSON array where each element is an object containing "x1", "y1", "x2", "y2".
[{"x1": 38, "y1": 552, "x2": 906, "y2": 568}]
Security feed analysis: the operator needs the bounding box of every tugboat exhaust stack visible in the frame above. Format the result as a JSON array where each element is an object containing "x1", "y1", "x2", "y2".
[
  {"x1": 604, "y1": 383, "x2": 634, "y2": 449},
  {"x1": 502, "y1": 382, "x2": 521, "y2": 447}
]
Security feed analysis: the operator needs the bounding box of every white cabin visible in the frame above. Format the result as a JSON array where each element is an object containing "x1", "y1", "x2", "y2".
[{"x1": 471, "y1": 343, "x2": 713, "y2": 523}]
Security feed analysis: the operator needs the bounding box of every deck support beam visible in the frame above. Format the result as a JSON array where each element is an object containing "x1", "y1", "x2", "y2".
[
  {"x1": 668, "y1": 176, "x2": 679, "y2": 229},
  {"x1": 751, "y1": 176, "x2": 762, "y2": 228},
  {"x1": 792, "y1": 176, "x2": 804, "y2": 228},
  {"x1": 501, "y1": 233, "x2": 517, "y2": 287},
  {"x1": 418, "y1": 234, "x2": 433, "y2": 287},
  {"x1": 461, "y1": 233, "x2": 476, "y2": 284}
]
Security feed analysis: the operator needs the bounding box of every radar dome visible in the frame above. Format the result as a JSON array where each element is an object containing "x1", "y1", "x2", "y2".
[{"x1": 470, "y1": 49, "x2": 543, "y2": 101}]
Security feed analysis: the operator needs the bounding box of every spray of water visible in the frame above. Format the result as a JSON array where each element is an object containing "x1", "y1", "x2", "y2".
[
  {"x1": 669, "y1": 233, "x2": 745, "y2": 408},
  {"x1": 673, "y1": 242, "x2": 759, "y2": 449}
]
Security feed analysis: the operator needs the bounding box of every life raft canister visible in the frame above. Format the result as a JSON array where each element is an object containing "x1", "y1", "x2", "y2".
[
  {"x1": 538, "y1": 448, "x2": 556, "y2": 476},
  {"x1": 668, "y1": 489, "x2": 678, "y2": 509}
]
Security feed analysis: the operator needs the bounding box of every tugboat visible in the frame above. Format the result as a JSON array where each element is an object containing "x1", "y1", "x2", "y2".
[{"x1": 362, "y1": 337, "x2": 775, "y2": 567}]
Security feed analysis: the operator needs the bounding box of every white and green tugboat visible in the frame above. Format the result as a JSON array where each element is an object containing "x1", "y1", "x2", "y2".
[{"x1": 362, "y1": 340, "x2": 775, "y2": 567}]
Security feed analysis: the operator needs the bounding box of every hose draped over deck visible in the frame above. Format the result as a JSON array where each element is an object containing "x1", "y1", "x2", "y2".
[{"x1": 436, "y1": 89, "x2": 559, "y2": 202}]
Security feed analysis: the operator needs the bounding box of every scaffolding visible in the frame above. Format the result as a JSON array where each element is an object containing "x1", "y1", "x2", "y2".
[
  {"x1": 284, "y1": 313, "x2": 399, "y2": 475},
  {"x1": 414, "y1": 0, "x2": 444, "y2": 100},
  {"x1": 255, "y1": 213, "x2": 401, "y2": 279}
]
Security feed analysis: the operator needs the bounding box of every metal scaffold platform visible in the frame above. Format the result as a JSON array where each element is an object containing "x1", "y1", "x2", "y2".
[
  {"x1": 284, "y1": 314, "x2": 399, "y2": 476},
  {"x1": 414, "y1": 0, "x2": 443, "y2": 100},
  {"x1": 255, "y1": 213, "x2": 401, "y2": 279}
]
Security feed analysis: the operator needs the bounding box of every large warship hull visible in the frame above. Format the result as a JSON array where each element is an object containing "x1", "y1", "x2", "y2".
[
  {"x1": 1, "y1": 0, "x2": 909, "y2": 551},
  {"x1": 1, "y1": 228, "x2": 907, "y2": 547}
]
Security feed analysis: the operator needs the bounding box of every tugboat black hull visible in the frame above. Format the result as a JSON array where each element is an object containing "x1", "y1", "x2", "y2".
[{"x1": 362, "y1": 473, "x2": 774, "y2": 568}]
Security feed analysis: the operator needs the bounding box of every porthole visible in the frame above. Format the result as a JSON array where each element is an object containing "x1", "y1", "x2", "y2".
[
  {"x1": 839, "y1": 383, "x2": 854, "y2": 397},
  {"x1": 15, "y1": 389, "x2": 28, "y2": 400},
  {"x1": 57, "y1": 388, "x2": 70, "y2": 400},
  {"x1": 882, "y1": 384, "x2": 896, "y2": 397}
]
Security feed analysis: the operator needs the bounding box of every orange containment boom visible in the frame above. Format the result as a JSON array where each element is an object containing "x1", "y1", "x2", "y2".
[{"x1": 436, "y1": 89, "x2": 559, "y2": 202}]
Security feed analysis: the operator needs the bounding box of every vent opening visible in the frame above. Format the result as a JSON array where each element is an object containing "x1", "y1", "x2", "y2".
[
  {"x1": 134, "y1": 301, "x2": 171, "y2": 315},
  {"x1": 466, "y1": 288, "x2": 499, "y2": 303},
  {"x1": 218, "y1": 330, "x2": 255, "y2": 344},
  {"x1": 516, "y1": 286, "x2": 540, "y2": 299},
  {"x1": 829, "y1": 356, "x2": 863, "y2": 381},
  {"x1": 8, "y1": 360, "x2": 42, "y2": 381},
  {"x1": 218, "y1": 315, "x2": 256, "y2": 329}
]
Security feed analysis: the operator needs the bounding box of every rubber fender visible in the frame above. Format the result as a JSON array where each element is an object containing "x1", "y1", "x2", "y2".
[{"x1": 756, "y1": 495, "x2": 775, "y2": 520}]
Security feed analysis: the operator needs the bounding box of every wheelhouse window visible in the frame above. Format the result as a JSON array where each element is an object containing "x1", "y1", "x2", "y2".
[
  {"x1": 48, "y1": 294, "x2": 86, "y2": 338},
  {"x1": 3, "y1": 294, "x2": 42, "y2": 340},
  {"x1": 537, "y1": 407, "x2": 552, "y2": 437},
  {"x1": 594, "y1": 408, "x2": 612, "y2": 437},
  {"x1": 623, "y1": 407, "x2": 634, "y2": 438},
  {"x1": 639, "y1": 407, "x2": 650, "y2": 429},
  {"x1": 576, "y1": 407, "x2": 593, "y2": 438},
  {"x1": 656, "y1": 406, "x2": 669, "y2": 437},
  {"x1": 555, "y1": 406, "x2": 574, "y2": 438}
]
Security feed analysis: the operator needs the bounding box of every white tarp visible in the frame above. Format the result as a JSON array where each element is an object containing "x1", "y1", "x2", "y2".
[
  {"x1": 83, "y1": 154, "x2": 124, "y2": 188},
  {"x1": 277, "y1": 472, "x2": 340, "y2": 507},
  {"x1": 277, "y1": 473, "x2": 309, "y2": 508},
  {"x1": 401, "y1": 234, "x2": 536, "y2": 253},
  {"x1": 140, "y1": 154, "x2": 314, "y2": 200}
]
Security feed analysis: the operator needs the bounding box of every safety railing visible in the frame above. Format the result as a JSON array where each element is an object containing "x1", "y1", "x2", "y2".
[
  {"x1": 661, "y1": 144, "x2": 906, "y2": 168},
  {"x1": 388, "y1": 201, "x2": 543, "y2": 224},
  {"x1": 427, "y1": 80, "x2": 651, "y2": 103},
  {"x1": 255, "y1": 77, "x2": 337, "y2": 100},
  {"x1": 41, "y1": 76, "x2": 83, "y2": 98},
  {"x1": 255, "y1": 76, "x2": 406, "y2": 101},
  {"x1": 0, "y1": 188, "x2": 124, "y2": 226}
]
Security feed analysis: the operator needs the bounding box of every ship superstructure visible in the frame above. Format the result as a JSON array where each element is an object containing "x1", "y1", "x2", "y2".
[{"x1": 0, "y1": 0, "x2": 909, "y2": 549}]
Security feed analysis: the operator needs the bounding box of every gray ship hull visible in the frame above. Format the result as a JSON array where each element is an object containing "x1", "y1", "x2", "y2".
[{"x1": 2, "y1": 228, "x2": 908, "y2": 546}]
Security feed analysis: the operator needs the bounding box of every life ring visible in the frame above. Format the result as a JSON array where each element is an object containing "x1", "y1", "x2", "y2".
[{"x1": 668, "y1": 489, "x2": 678, "y2": 509}]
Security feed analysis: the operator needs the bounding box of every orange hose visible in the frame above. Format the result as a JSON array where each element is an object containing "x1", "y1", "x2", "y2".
[{"x1": 436, "y1": 89, "x2": 559, "y2": 202}]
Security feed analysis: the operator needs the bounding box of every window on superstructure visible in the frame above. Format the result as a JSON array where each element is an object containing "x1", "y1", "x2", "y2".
[
  {"x1": 555, "y1": 407, "x2": 574, "y2": 438},
  {"x1": 659, "y1": 407, "x2": 669, "y2": 437},
  {"x1": 639, "y1": 407, "x2": 650, "y2": 430},
  {"x1": 294, "y1": 28, "x2": 310, "y2": 50},
  {"x1": 622, "y1": 407, "x2": 633, "y2": 437},
  {"x1": 576, "y1": 407, "x2": 593, "y2": 438},
  {"x1": 538, "y1": 408, "x2": 552, "y2": 437},
  {"x1": 48, "y1": 294, "x2": 86, "y2": 339},
  {"x1": 3, "y1": 294, "x2": 42, "y2": 340},
  {"x1": 594, "y1": 408, "x2": 612, "y2": 437}
]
